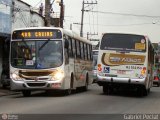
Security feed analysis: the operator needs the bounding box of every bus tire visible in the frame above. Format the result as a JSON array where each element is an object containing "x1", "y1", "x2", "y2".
[
  {"x1": 148, "y1": 88, "x2": 150, "y2": 93},
  {"x1": 63, "y1": 74, "x2": 74, "y2": 96},
  {"x1": 103, "y1": 85, "x2": 109, "y2": 95},
  {"x1": 83, "y1": 74, "x2": 89, "y2": 91},
  {"x1": 143, "y1": 88, "x2": 148, "y2": 96},
  {"x1": 103, "y1": 85, "x2": 113, "y2": 95},
  {"x1": 64, "y1": 89, "x2": 72, "y2": 96},
  {"x1": 137, "y1": 86, "x2": 148, "y2": 97},
  {"x1": 22, "y1": 91, "x2": 31, "y2": 97}
]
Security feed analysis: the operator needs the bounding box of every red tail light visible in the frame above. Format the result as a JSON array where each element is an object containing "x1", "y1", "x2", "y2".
[
  {"x1": 154, "y1": 76, "x2": 159, "y2": 80},
  {"x1": 97, "y1": 64, "x2": 102, "y2": 71}
]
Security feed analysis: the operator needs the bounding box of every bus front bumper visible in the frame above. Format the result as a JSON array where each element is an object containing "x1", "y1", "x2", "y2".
[{"x1": 10, "y1": 80, "x2": 64, "y2": 91}]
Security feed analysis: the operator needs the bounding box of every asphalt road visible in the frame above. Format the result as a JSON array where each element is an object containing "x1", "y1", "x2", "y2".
[{"x1": 0, "y1": 83, "x2": 160, "y2": 115}]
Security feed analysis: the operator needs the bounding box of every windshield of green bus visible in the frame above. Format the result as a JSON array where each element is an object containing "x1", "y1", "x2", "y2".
[
  {"x1": 92, "y1": 50, "x2": 98, "y2": 70},
  {"x1": 11, "y1": 40, "x2": 63, "y2": 69},
  {"x1": 100, "y1": 33, "x2": 146, "y2": 52},
  {"x1": 93, "y1": 55, "x2": 98, "y2": 70}
]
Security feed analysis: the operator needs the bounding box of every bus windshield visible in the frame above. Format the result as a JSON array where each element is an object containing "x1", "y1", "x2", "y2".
[
  {"x1": 93, "y1": 55, "x2": 98, "y2": 69},
  {"x1": 11, "y1": 40, "x2": 63, "y2": 69},
  {"x1": 100, "y1": 33, "x2": 146, "y2": 52},
  {"x1": 92, "y1": 50, "x2": 98, "y2": 70}
]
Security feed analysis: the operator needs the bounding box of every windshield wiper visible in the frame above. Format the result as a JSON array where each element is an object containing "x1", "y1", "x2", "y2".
[
  {"x1": 39, "y1": 39, "x2": 50, "y2": 51},
  {"x1": 22, "y1": 38, "x2": 30, "y2": 49}
]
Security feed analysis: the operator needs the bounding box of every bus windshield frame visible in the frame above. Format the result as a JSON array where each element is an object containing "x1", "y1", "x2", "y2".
[
  {"x1": 11, "y1": 29, "x2": 64, "y2": 69},
  {"x1": 11, "y1": 40, "x2": 63, "y2": 69}
]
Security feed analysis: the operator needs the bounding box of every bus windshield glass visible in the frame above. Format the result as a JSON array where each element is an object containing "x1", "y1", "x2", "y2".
[
  {"x1": 11, "y1": 40, "x2": 63, "y2": 69},
  {"x1": 100, "y1": 33, "x2": 146, "y2": 52},
  {"x1": 92, "y1": 50, "x2": 98, "y2": 70}
]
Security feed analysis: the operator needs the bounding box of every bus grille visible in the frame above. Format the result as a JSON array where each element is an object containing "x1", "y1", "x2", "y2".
[
  {"x1": 24, "y1": 77, "x2": 49, "y2": 81},
  {"x1": 27, "y1": 83, "x2": 46, "y2": 87}
]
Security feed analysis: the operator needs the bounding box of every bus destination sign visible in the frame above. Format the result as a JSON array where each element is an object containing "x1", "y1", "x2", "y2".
[{"x1": 12, "y1": 29, "x2": 62, "y2": 39}]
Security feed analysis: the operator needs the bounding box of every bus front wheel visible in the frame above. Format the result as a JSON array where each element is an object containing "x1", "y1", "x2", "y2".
[
  {"x1": 83, "y1": 78, "x2": 89, "y2": 91},
  {"x1": 103, "y1": 85, "x2": 109, "y2": 95},
  {"x1": 63, "y1": 89, "x2": 72, "y2": 96}
]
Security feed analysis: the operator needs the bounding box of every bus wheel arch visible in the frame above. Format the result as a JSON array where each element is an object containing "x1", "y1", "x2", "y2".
[{"x1": 64, "y1": 73, "x2": 75, "y2": 95}]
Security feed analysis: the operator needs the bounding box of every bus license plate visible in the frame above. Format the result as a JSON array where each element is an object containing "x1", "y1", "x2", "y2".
[{"x1": 117, "y1": 70, "x2": 126, "y2": 74}]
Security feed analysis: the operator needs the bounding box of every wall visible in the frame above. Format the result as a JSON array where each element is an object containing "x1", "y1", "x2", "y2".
[
  {"x1": 12, "y1": 0, "x2": 45, "y2": 29},
  {"x1": 30, "y1": 11, "x2": 45, "y2": 27},
  {"x1": 0, "y1": 0, "x2": 12, "y2": 34},
  {"x1": 0, "y1": 0, "x2": 45, "y2": 85}
]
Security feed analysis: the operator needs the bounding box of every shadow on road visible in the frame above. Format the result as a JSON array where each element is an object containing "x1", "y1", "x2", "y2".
[
  {"x1": 99, "y1": 88, "x2": 152, "y2": 98},
  {"x1": 11, "y1": 88, "x2": 91, "y2": 98}
]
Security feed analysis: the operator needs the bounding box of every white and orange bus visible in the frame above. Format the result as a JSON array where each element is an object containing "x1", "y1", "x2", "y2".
[
  {"x1": 10, "y1": 27, "x2": 93, "y2": 96},
  {"x1": 97, "y1": 33, "x2": 154, "y2": 96}
]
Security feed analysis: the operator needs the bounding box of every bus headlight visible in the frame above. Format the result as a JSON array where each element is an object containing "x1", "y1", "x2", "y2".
[
  {"x1": 11, "y1": 73, "x2": 22, "y2": 81},
  {"x1": 50, "y1": 71, "x2": 64, "y2": 81}
]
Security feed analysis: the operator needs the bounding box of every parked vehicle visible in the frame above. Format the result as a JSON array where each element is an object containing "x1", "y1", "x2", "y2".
[
  {"x1": 153, "y1": 76, "x2": 160, "y2": 87},
  {"x1": 92, "y1": 50, "x2": 98, "y2": 83}
]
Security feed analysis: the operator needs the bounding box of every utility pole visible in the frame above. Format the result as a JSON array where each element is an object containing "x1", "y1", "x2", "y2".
[
  {"x1": 59, "y1": 0, "x2": 64, "y2": 28},
  {"x1": 45, "y1": 0, "x2": 51, "y2": 26},
  {"x1": 80, "y1": 0, "x2": 97, "y2": 37},
  {"x1": 80, "y1": 0, "x2": 84, "y2": 37}
]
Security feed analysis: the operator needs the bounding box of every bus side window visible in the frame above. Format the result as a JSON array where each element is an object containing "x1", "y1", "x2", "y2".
[
  {"x1": 72, "y1": 39, "x2": 76, "y2": 58},
  {"x1": 80, "y1": 42, "x2": 84, "y2": 59},
  {"x1": 90, "y1": 45, "x2": 93, "y2": 60},
  {"x1": 65, "y1": 48, "x2": 69, "y2": 64},
  {"x1": 87, "y1": 44, "x2": 91, "y2": 60},
  {"x1": 76, "y1": 40, "x2": 81, "y2": 58},
  {"x1": 68, "y1": 37, "x2": 73, "y2": 58},
  {"x1": 84, "y1": 43, "x2": 87, "y2": 60},
  {"x1": 64, "y1": 37, "x2": 69, "y2": 64}
]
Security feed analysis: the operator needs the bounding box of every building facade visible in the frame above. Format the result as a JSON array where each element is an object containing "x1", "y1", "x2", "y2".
[
  {"x1": 0, "y1": 0, "x2": 12, "y2": 86},
  {"x1": 12, "y1": 0, "x2": 45, "y2": 29},
  {"x1": 0, "y1": 0, "x2": 45, "y2": 86}
]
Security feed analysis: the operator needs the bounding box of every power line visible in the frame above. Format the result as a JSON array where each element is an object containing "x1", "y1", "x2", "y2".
[
  {"x1": 85, "y1": 10, "x2": 160, "y2": 18},
  {"x1": 83, "y1": 22, "x2": 154, "y2": 26}
]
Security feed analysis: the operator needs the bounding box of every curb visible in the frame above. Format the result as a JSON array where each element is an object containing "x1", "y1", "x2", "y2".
[
  {"x1": 0, "y1": 92, "x2": 20, "y2": 97},
  {"x1": 0, "y1": 89, "x2": 20, "y2": 97}
]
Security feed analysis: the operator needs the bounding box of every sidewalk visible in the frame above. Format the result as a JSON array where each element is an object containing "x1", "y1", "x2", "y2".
[{"x1": 0, "y1": 85, "x2": 20, "y2": 97}]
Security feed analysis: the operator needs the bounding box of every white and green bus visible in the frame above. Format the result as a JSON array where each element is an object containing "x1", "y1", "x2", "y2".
[
  {"x1": 97, "y1": 33, "x2": 154, "y2": 96},
  {"x1": 92, "y1": 49, "x2": 98, "y2": 82},
  {"x1": 10, "y1": 27, "x2": 93, "y2": 96}
]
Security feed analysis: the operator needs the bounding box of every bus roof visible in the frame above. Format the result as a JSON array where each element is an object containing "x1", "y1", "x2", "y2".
[
  {"x1": 12, "y1": 27, "x2": 63, "y2": 33},
  {"x1": 63, "y1": 29, "x2": 92, "y2": 45},
  {"x1": 102, "y1": 32, "x2": 148, "y2": 38},
  {"x1": 101, "y1": 32, "x2": 154, "y2": 44},
  {"x1": 12, "y1": 27, "x2": 92, "y2": 45}
]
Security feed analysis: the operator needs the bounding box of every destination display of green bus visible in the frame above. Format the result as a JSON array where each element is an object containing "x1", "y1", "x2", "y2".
[{"x1": 12, "y1": 29, "x2": 62, "y2": 39}]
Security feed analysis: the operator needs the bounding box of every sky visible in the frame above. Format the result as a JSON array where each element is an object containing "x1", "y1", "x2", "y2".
[{"x1": 22, "y1": 0, "x2": 160, "y2": 44}]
